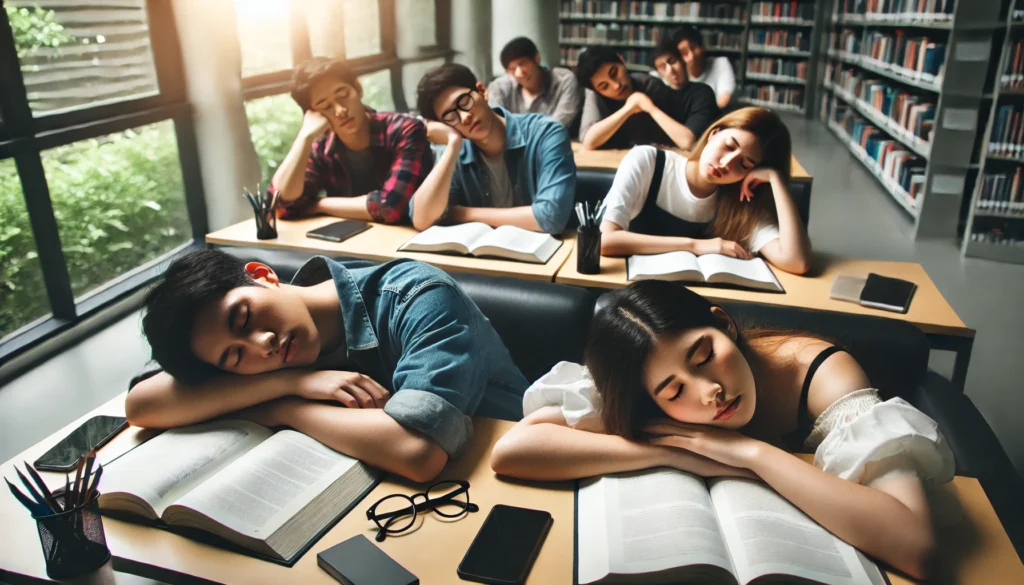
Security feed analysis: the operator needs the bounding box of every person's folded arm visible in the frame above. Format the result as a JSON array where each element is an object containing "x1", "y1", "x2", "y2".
[
  {"x1": 411, "y1": 126, "x2": 463, "y2": 230},
  {"x1": 750, "y1": 170, "x2": 811, "y2": 274},
  {"x1": 272, "y1": 112, "x2": 331, "y2": 218},
  {"x1": 579, "y1": 88, "x2": 635, "y2": 150},
  {"x1": 314, "y1": 195, "x2": 373, "y2": 221},
  {"x1": 600, "y1": 220, "x2": 752, "y2": 259},
  {"x1": 450, "y1": 205, "x2": 542, "y2": 231},
  {"x1": 639, "y1": 94, "x2": 698, "y2": 150},
  {"x1": 363, "y1": 117, "x2": 434, "y2": 224}
]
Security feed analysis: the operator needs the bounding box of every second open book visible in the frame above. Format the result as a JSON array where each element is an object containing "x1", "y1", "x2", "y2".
[
  {"x1": 627, "y1": 252, "x2": 783, "y2": 292},
  {"x1": 577, "y1": 469, "x2": 886, "y2": 585},
  {"x1": 400, "y1": 222, "x2": 563, "y2": 264}
]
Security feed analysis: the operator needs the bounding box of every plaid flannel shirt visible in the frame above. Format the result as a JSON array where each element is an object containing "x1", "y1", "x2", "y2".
[{"x1": 272, "y1": 112, "x2": 432, "y2": 224}]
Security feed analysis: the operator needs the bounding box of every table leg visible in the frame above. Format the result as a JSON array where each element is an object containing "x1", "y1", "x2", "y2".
[{"x1": 927, "y1": 334, "x2": 974, "y2": 392}]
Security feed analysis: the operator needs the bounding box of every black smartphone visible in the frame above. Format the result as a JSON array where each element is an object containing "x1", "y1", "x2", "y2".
[
  {"x1": 306, "y1": 220, "x2": 372, "y2": 243},
  {"x1": 457, "y1": 505, "x2": 552, "y2": 585},
  {"x1": 33, "y1": 415, "x2": 128, "y2": 472}
]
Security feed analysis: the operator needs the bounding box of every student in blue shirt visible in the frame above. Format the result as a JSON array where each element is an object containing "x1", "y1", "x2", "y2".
[
  {"x1": 409, "y1": 63, "x2": 577, "y2": 235},
  {"x1": 125, "y1": 250, "x2": 528, "y2": 483}
]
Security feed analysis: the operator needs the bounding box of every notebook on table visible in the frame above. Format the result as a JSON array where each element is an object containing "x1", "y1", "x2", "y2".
[
  {"x1": 573, "y1": 468, "x2": 888, "y2": 585},
  {"x1": 399, "y1": 223, "x2": 562, "y2": 264},
  {"x1": 830, "y1": 273, "x2": 917, "y2": 314},
  {"x1": 627, "y1": 251, "x2": 784, "y2": 293},
  {"x1": 98, "y1": 420, "x2": 381, "y2": 566}
]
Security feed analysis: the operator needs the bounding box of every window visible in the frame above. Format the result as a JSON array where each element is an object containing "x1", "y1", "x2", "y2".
[
  {"x1": 359, "y1": 70, "x2": 396, "y2": 112},
  {"x1": 235, "y1": 0, "x2": 293, "y2": 77},
  {"x1": 396, "y1": 0, "x2": 437, "y2": 54},
  {"x1": 342, "y1": 0, "x2": 381, "y2": 59},
  {"x1": 42, "y1": 121, "x2": 190, "y2": 298},
  {"x1": 0, "y1": 159, "x2": 49, "y2": 338},
  {"x1": 245, "y1": 93, "x2": 303, "y2": 185},
  {"x1": 402, "y1": 58, "x2": 444, "y2": 113},
  {"x1": 8, "y1": 0, "x2": 159, "y2": 115}
]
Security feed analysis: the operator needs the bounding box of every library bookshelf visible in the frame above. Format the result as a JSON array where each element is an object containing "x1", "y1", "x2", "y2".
[
  {"x1": 818, "y1": 0, "x2": 1003, "y2": 241},
  {"x1": 558, "y1": 1, "x2": 825, "y2": 118}
]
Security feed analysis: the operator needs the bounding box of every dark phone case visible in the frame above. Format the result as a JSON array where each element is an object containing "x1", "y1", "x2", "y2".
[
  {"x1": 860, "y1": 272, "x2": 918, "y2": 314},
  {"x1": 34, "y1": 415, "x2": 128, "y2": 471},
  {"x1": 318, "y1": 534, "x2": 418, "y2": 585},
  {"x1": 306, "y1": 220, "x2": 372, "y2": 243},
  {"x1": 457, "y1": 505, "x2": 553, "y2": 585}
]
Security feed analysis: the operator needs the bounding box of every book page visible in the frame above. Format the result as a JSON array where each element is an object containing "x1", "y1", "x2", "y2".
[
  {"x1": 471, "y1": 225, "x2": 547, "y2": 254},
  {"x1": 627, "y1": 251, "x2": 702, "y2": 282},
  {"x1": 697, "y1": 256, "x2": 781, "y2": 291},
  {"x1": 100, "y1": 420, "x2": 270, "y2": 517},
  {"x1": 709, "y1": 478, "x2": 884, "y2": 585},
  {"x1": 583, "y1": 469, "x2": 735, "y2": 582},
  {"x1": 401, "y1": 222, "x2": 492, "y2": 253},
  {"x1": 170, "y1": 430, "x2": 360, "y2": 539}
]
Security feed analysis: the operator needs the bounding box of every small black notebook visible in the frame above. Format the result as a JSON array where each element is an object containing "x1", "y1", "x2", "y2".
[
  {"x1": 318, "y1": 535, "x2": 418, "y2": 585},
  {"x1": 860, "y1": 273, "x2": 917, "y2": 314}
]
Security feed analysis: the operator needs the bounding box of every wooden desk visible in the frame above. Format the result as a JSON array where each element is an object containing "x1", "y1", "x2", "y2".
[
  {"x1": 1, "y1": 396, "x2": 1020, "y2": 585},
  {"x1": 557, "y1": 249, "x2": 976, "y2": 389},
  {"x1": 571, "y1": 142, "x2": 812, "y2": 182},
  {"x1": 206, "y1": 217, "x2": 575, "y2": 283}
]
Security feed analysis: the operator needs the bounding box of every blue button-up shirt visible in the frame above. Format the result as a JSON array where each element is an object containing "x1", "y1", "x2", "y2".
[
  {"x1": 430, "y1": 107, "x2": 577, "y2": 234},
  {"x1": 291, "y1": 256, "x2": 528, "y2": 458}
]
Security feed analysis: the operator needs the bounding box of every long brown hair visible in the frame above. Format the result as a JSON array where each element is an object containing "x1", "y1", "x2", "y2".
[{"x1": 689, "y1": 107, "x2": 792, "y2": 248}]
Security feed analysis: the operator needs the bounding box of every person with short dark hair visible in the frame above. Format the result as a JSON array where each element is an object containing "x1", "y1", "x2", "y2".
[
  {"x1": 487, "y1": 36, "x2": 583, "y2": 130},
  {"x1": 672, "y1": 26, "x2": 736, "y2": 110},
  {"x1": 576, "y1": 46, "x2": 718, "y2": 150},
  {"x1": 652, "y1": 36, "x2": 688, "y2": 90},
  {"x1": 269, "y1": 57, "x2": 432, "y2": 223},
  {"x1": 126, "y1": 249, "x2": 529, "y2": 483},
  {"x1": 410, "y1": 63, "x2": 576, "y2": 235}
]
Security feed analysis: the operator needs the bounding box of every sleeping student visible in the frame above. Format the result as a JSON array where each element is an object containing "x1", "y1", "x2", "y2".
[
  {"x1": 491, "y1": 281, "x2": 954, "y2": 580},
  {"x1": 126, "y1": 250, "x2": 528, "y2": 483},
  {"x1": 599, "y1": 107, "x2": 812, "y2": 275}
]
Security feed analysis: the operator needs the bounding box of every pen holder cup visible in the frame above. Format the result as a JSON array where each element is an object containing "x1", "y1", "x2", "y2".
[
  {"x1": 255, "y1": 208, "x2": 278, "y2": 240},
  {"x1": 577, "y1": 228, "x2": 602, "y2": 275},
  {"x1": 34, "y1": 494, "x2": 110, "y2": 580}
]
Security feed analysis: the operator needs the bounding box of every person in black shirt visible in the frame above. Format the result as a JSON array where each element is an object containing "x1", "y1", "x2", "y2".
[{"x1": 576, "y1": 45, "x2": 719, "y2": 150}]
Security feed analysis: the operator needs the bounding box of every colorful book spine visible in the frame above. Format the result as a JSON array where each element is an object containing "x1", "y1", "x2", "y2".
[
  {"x1": 987, "y1": 105, "x2": 1024, "y2": 159},
  {"x1": 748, "y1": 29, "x2": 811, "y2": 52},
  {"x1": 834, "y1": 0, "x2": 954, "y2": 20},
  {"x1": 558, "y1": 1, "x2": 745, "y2": 21},
  {"x1": 741, "y1": 83, "x2": 804, "y2": 108},
  {"x1": 752, "y1": 1, "x2": 814, "y2": 22},
  {"x1": 1000, "y1": 40, "x2": 1024, "y2": 90},
  {"x1": 746, "y1": 57, "x2": 808, "y2": 80},
  {"x1": 976, "y1": 168, "x2": 1024, "y2": 214}
]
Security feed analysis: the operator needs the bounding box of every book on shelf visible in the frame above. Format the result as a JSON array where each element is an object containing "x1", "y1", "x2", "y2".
[
  {"x1": 1001, "y1": 39, "x2": 1024, "y2": 90},
  {"x1": 740, "y1": 83, "x2": 804, "y2": 109},
  {"x1": 977, "y1": 169, "x2": 1024, "y2": 214},
  {"x1": 400, "y1": 223, "x2": 563, "y2": 264},
  {"x1": 863, "y1": 30, "x2": 946, "y2": 82},
  {"x1": 989, "y1": 105, "x2": 1024, "y2": 159},
  {"x1": 751, "y1": 1, "x2": 815, "y2": 22},
  {"x1": 560, "y1": 22, "x2": 661, "y2": 46},
  {"x1": 98, "y1": 420, "x2": 381, "y2": 565},
  {"x1": 576, "y1": 469, "x2": 886, "y2": 585},
  {"x1": 833, "y1": 104, "x2": 926, "y2": 203},
  {"x1": 746, "y1": 57, "x2": 808, "y2": 80},
  {"x1": 834, "y1": 0, "x2": 955, "y2": 21},
  {"x1": 626, "y1": 251, "x2": 783, "y2": 292},
  {"x1": 859, "y1": 79, "x2": 935, "y2": 144},
  {"x1": 748, "y1": 29, "x2": 811, "y2": 53},
  {"x1": 558, "y1": 0, "x2": 745, "y2": 21}
]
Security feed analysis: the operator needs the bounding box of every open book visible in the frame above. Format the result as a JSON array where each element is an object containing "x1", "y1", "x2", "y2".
[
  {"x1": 400, "y1": 223, "x2": 563, "y2": 264},
  {"x1": 577, "y1": 469, "x2": 887, "y2": 585},
  {"x1": 627, "y1": 252, "x2": 783, "y2": 292},
  {"x1": 98, "y1": 420, "x2": 380, "y2": 565}
]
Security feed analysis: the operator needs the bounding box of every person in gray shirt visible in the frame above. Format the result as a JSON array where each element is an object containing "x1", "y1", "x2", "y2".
[{"x1": 487, "y1": 37, "x2": 583, "y2": 132}]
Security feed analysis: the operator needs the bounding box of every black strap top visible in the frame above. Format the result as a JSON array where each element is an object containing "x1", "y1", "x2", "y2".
[
  {"x1": 628, "y1": 149, "x2": 711, "y2": 238},
  {"x1": 784, "y1": 346, "x2": 844, "y2": 451}
]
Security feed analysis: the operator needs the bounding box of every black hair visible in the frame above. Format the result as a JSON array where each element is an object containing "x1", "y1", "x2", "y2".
[
  {"x1": 652, "y1": 36, "x2": 681, "y2": 65},
  {"x1": 290, "y1": 57, "x2": 359, "y2": 111},
  {"x1": 416, "y1": 63, "x2": 480, "y2": 120},
  {"x1": 142, "y1": 250, "x2": 257, "y2": 385},
  {"x1": 500, "y1": 36, "x2": 540, "y2": 70},
  {"x1": 573, "y1": 46, "x2": 622, "y2": 91},
  {"x1": 671, "y1": 25, "x2": 704, "y2": 49},
  {"x1": 586, "y1": 281, "x2": 723, "y2": 439}
]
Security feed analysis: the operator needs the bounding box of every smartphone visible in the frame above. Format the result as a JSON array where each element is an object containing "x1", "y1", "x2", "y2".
[
  {"x1": 457, "y1": 505, "x2": 552, "y2": 585},
  {"x1": 33, "y1": 415, "x2": 128, "y2": 472},
  {"x1": 306, "y1": 220, "x2": 372, "y2": 243}
]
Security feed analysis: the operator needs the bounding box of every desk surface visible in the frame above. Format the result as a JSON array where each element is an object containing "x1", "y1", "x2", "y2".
[
  {"x1": 571, "y1": 142, "x2": 812, "y2": 181},
  {"x1": 206, "y1": 218, "x2": 575, "y2": 283},
  {"x1": 2, "y1": 395, "x2": 1019, "y2": 585},
  {"x1": 556, "y1": 247, "x2": 972, "y2": 338}
]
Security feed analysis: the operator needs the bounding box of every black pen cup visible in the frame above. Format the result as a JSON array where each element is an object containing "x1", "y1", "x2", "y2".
[
  {"x1": 255, "y1": 208, "x2": 278, "y2": 240},
  {"x1": 577, "y1": 227, "x2": 602, "y2": 275},
  {"x1": 34, "y1": 494, "x2": 110, "y2": 580}
]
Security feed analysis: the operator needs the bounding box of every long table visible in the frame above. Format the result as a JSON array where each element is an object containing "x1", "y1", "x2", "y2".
[{"x1": 0, "y1": 394, "x2": 1020, "y2": 584}]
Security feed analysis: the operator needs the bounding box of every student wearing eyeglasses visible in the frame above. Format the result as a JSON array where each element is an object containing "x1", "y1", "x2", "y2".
[{"x1": 407, "y1": 63, "x2": 577, "y2": 235}]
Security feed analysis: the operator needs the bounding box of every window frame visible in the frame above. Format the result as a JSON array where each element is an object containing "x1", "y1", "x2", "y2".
[{"x1": 0, "y1": 0, "x2": 207, "y2": 369}]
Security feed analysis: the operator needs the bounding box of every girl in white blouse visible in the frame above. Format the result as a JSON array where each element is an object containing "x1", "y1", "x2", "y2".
[
  {"x1": 491, "y1": 281, "x2": 954, "y2": 580},
  {"x1": 600, "y1": 107, "x2": 812, "y2": 275}
]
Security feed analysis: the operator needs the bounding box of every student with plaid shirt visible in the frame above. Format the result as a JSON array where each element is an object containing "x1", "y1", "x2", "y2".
[{"x1": 270, "y1": 58, "x2": 432, "y2": 224}]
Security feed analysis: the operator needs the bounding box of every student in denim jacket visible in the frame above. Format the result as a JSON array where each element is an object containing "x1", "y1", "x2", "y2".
[{"x1": 126, "y1": 250, "x2": 528, "y2": 483}]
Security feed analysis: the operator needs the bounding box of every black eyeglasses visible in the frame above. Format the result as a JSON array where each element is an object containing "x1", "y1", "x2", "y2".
[
  {"x1": 365, "y1": 480, "x2": 478, "y2": 542},
  {"x1": 440, "y1": 91, "x2": 476, "y2": 126}
]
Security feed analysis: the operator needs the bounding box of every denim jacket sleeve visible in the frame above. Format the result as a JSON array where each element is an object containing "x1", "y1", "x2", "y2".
[
  {"x1": 530, "y1": 121, "x2": 577, "y2": 234},
  {"x1": 382, "y1": 284, "x2": 487, "y2": 458}
]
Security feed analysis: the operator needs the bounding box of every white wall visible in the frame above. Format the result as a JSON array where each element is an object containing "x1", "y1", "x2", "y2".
[{"x1": 491, "y1": 0, "x2": 560, "y2": 75}]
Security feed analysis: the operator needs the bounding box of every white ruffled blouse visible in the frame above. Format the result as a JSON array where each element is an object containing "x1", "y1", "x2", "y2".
[{"x1": 522, "y1": 362, "x2": 955, "y2": 488}]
